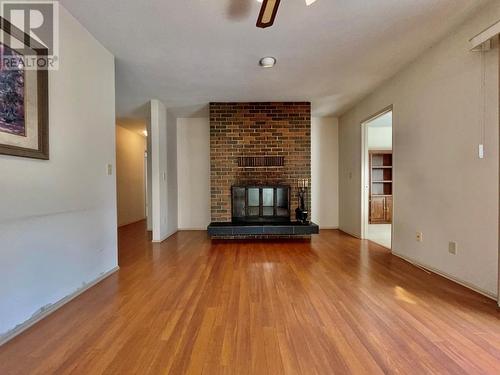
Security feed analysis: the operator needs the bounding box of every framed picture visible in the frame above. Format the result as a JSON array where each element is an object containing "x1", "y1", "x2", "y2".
[{"x1": 0, "y1": 17, "x2": 48, "y2": 159}]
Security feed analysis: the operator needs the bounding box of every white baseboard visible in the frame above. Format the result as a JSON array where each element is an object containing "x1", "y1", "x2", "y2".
[
  {"x1": 118, "y1": 218, "x2": 146, "y2": 228},
  {"x1": 152, "y1": 229, "x2": 178, "y2": 243},
  {"x1": 338, "y1": 228, "x2": 361, "y2": 239},
  {"x1": 178, "y1": 227, "x2": 207, "y2": 231},
  {"x1": 0, "y1": 266, "x2": 120, "y2": 347},
  {"x1": 392, "y1": 252, "x2": 497, "y2": 301},
  {"x1": 319, "y1": 226, "x2": 339, "y2": 230}
]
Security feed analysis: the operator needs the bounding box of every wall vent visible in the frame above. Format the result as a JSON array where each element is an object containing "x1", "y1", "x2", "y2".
[{"x1": 237, "y1": 156, "x2": 284, "y2": 168}]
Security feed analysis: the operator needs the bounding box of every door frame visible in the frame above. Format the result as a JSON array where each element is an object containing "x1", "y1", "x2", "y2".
[{"x1": 360, "y1": 105, "x2": 394, "y2": 248}]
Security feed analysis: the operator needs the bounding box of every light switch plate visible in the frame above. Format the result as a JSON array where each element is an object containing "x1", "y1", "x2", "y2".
[
  {"x1": 449, "y1": 241, "x2": 458, "y2": 255},
  {"x1": 107, "y1": 164, "x2": 113, "y2": 176},
  {"x1": 416, "y1": 232, "x2": 423, "y2": 242},
  {"x1": 479, "y1": 144, "x2": 484, "y2": 159}
]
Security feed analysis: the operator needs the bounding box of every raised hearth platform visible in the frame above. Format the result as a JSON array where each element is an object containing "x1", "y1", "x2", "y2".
[{"x1": 207, "y1": 222, "x2": 319, "y2": 237}]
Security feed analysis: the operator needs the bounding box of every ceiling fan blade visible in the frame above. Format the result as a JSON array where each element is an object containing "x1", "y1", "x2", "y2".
[{"x1": 256, "y1": 0, "x2": 281, "y2": 28}]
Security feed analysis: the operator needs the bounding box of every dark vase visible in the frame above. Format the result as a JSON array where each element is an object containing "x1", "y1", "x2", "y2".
[
  {"x1": 295, "y1": 207, "x2": 308, "y2": 224},
  {"x1": 295, "y1": 189, "x2": 309, "y2": 224}
]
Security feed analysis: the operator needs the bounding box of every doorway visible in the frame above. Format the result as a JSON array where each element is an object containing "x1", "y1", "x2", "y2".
[
  {"x1": 361, "y1": 107, "x2": 393, "y2": 249},
  {"x1": 115, "y1": 120, "x2": 149, "y2": 234}
]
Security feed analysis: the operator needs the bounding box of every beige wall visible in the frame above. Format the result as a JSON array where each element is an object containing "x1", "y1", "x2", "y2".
[
  {"x1": 368, "y1": 126, "x2": 392, "y2": 150},
  {"x1": 116, "y1": 125, "x2": 146, "y2": 227},
  {"x1": 0, "y1": 6, "x2": 117, "y2": 341},
  {"x1": 312, "y1": 117, "x2": 339, "y2": 228},
  {"x1": 177, "y1": 118, "x2": 211, "y2": 230},
  {"x1": 339, "y1": 2, "x2": 499, "y2": 298}
]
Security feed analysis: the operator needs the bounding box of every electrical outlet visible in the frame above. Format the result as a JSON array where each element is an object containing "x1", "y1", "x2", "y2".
[
  {"x1": 449, "y1": 241, "x2": 458, "y2": 255},
  {"x1": 416, "y1": 232, "x2": 423, "y2": 242}
]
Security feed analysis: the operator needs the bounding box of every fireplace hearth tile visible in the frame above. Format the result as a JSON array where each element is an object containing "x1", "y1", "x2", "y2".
[{"x1": 207, "y1": 222, "x2": 319, "y2": 238}]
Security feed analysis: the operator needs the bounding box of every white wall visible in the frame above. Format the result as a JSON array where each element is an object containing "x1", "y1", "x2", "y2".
[
  {"x1": 339, "y1": 2, "x2": 499, "y2": 298},
  {"x1": 149, "y1": 100, "x2": 178, "y2": 241},
  {"x1": 0, "y1": 7, "x2": 117, "y2": 339},
  {"x1": 312, "y1": 117, "x2": 339, "y2": 228},
  {"x1": 115, "y1": 125, "x2": 146, "y2": 226},
  {"x1": 368, "y1": 126, "x2": 392, "y2": 150},
  {"x1": 367, "y1": 112, "x2": 393, "y2": 150},
  {"x1": 177, "y1": 118, "x2": 211, "y2": 230},
  {"x1": 166, "y1": 111, "x2": 178, "y2": 234},
  {"x1": 146, "y1": 105, "x2": 153, "y2": 231}
]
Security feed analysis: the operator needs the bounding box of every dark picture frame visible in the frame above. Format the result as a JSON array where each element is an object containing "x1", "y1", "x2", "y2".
[{"x1": 0, "y1": 16, "x2": 49, "y2": 160}]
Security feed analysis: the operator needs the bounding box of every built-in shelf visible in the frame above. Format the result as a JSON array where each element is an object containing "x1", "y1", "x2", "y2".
[{"x1": 370, "y1": 151, "x2": 393, "y2": 224}]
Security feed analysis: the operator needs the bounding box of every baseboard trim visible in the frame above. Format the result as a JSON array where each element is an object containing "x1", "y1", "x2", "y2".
[
  {"x1": 0, "y1": 266, "x2": 120, "y2": 347},
  {"x1": 392, "y1": 252, "x2": 497, "y2": 301},
  {"x1": 118, "y1": 218, "x2": 146, "y2": 228},
  {"x1": 319, "y1": 226, "x2": 339, "y2": 230},
  {"x1": 338, "y1": 229, "x2": 361, "y2": 239},
  {"x1": 152, "y1": 229, "x2": 178, "y2": 243}
]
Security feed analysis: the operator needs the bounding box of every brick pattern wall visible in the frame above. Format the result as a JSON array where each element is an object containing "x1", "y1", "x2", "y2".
[{"x1": 210, "y1": 102, "x2": 311, "y2": 222}]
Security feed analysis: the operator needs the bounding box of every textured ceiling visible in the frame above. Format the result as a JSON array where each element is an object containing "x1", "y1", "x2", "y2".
[{"x1": 61, "y1": 0, "x2": 490, "y2": 119}]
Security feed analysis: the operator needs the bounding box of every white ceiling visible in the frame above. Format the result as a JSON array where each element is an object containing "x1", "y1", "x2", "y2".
[{"x1": 60, "y1": 0, "x2": 489, "y2": 119}]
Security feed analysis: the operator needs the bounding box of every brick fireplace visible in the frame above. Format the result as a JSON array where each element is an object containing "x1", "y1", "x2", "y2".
[{"x1": 209, "y1": 102, "x2": 315, "y2": 237}]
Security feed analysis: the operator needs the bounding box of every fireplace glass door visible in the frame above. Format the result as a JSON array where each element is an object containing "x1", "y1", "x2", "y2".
[
  {"x1": 232, "y1": 185, "x2": 290, "y2": 223},
  {"x1": 248, "y1": 188, "x2": 260, "y2": 217}
]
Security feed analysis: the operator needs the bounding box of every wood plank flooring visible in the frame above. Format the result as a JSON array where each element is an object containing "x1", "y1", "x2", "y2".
[{"x1": 0, "y1": 220, "x2": 499, "y2": 374}]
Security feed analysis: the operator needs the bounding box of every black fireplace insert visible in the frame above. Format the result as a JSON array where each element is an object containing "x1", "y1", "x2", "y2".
[{"x1": 232, "y1": 185, "x2": 290, "y2": 223}]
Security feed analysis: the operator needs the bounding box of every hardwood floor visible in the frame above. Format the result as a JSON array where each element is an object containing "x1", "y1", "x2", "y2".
[{"x1": 1, "y1": 221, "x2": 499, "y2": 374}]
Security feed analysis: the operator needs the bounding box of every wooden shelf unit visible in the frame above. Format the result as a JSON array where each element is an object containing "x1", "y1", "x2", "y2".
[{"x1": 369, "y1": 151, "x2": 393, "y2": 224}]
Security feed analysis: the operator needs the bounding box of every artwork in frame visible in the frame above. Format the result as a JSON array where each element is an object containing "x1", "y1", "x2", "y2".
[{"x1": 0, "y1": 17, "x2": 48, "y2": 159}]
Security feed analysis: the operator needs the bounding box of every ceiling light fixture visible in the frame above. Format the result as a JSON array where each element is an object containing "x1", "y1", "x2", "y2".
[{"x1": 259, "y1": 56, "x2": 276, "y2": 68}]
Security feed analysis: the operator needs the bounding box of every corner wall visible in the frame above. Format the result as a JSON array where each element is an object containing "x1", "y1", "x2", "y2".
[
  {"x1": 149, "y1": 100, "x2": 178, "y2": 241},
  {"x1": 0, "y1": 6, "x2": 117, "y2": 339},
  {"x1": 338, "y1": 1, "x2": 499, "y2": 297},
  {"x1": 166, "y1": 111, "x2": 178, "y2": 235},
  {"x1": 311, "y1": 117, "x2": 339, "y2": 228},
  {"x1": 177, "y1": 118, "x2": 211, "y2": 230}
]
